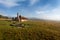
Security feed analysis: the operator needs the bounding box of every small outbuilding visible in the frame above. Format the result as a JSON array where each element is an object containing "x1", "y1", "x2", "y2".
[
  {"x1": 19, "y1": 15, "x2": 28, "y2": 22},
  {"x1": 14, "y1": 13, "x2": 28, "y2": 22}
]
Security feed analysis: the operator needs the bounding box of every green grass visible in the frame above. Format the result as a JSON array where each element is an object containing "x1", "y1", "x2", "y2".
[{"x1": 0, "y1": 20, "x2": 60, "y2": 40}]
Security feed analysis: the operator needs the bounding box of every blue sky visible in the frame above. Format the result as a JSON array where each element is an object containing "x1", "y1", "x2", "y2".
[{"x1": 0, "y1": 0, "x2": 60, "y2": 21}]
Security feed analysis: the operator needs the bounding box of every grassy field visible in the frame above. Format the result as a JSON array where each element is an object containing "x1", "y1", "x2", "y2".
[{"x1": 0, "y1": 20, "x2": 60, "y2": 40}]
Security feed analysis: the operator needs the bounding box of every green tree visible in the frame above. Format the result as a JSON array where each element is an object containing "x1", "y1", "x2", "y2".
[{"x1": 0, "y1": 15, "x2": 2, "y2": 18}]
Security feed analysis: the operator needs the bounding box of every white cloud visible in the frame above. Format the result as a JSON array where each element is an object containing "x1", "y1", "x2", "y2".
[
  {"x1": 36, "y1": 6, "x2": 60, "y2": 21},
  {"x1": 0, "y1": 0, "x2": 26, "y2": 8},
  {"x1": 0, "y1": 10, "x2": 16, "y2": 17},
  {"x1": 36, "y1": 11, "x2": 49, "y2": 14},
  {"x1": 47, "y1": 7, "x2": 60, "y2": 20},
  {"x1": 35, "y1": 1, "x2": 60, "y2": 21},
  {"x1": 30, "y1": 0, "x2": 40, "y2": 6},
  {"x1": 0, "y1": 11, "x2": 8, "y2": 16},
  {"x1": 36, "y1": 4, "x2": 52, "y2": 14},
  {"x1": 0, "y1": 0, "x2": 40, "y2": 7}
]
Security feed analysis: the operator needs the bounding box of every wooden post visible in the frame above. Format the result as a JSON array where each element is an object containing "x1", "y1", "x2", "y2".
[
  {"x1": 17, "y1": 13, "x2": 20, "y2": 22},
  {"x1": 19, "y1": 15, "x2": 21, "y2": 23}
]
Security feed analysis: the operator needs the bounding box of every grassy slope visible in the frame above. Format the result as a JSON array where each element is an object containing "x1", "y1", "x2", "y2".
[{"x1": 0, "y1": 20, "x2": 60, "y2": 40}]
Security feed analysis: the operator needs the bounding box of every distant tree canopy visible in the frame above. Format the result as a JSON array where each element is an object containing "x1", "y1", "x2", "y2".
[
  {"x1": 12, "y1": 17, "x2": 18, "y2": 21},
  {"x1": 0, "y1": 15, "x2": 9, "y2": 19},
  {"x1": 0, "y1": 15, "x2": 2, "y2": 18}
]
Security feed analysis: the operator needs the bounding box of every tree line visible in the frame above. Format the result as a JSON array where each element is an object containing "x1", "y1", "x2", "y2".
[{"x1": 0, "y1": 15, "x2": 10, "y2": 19}]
